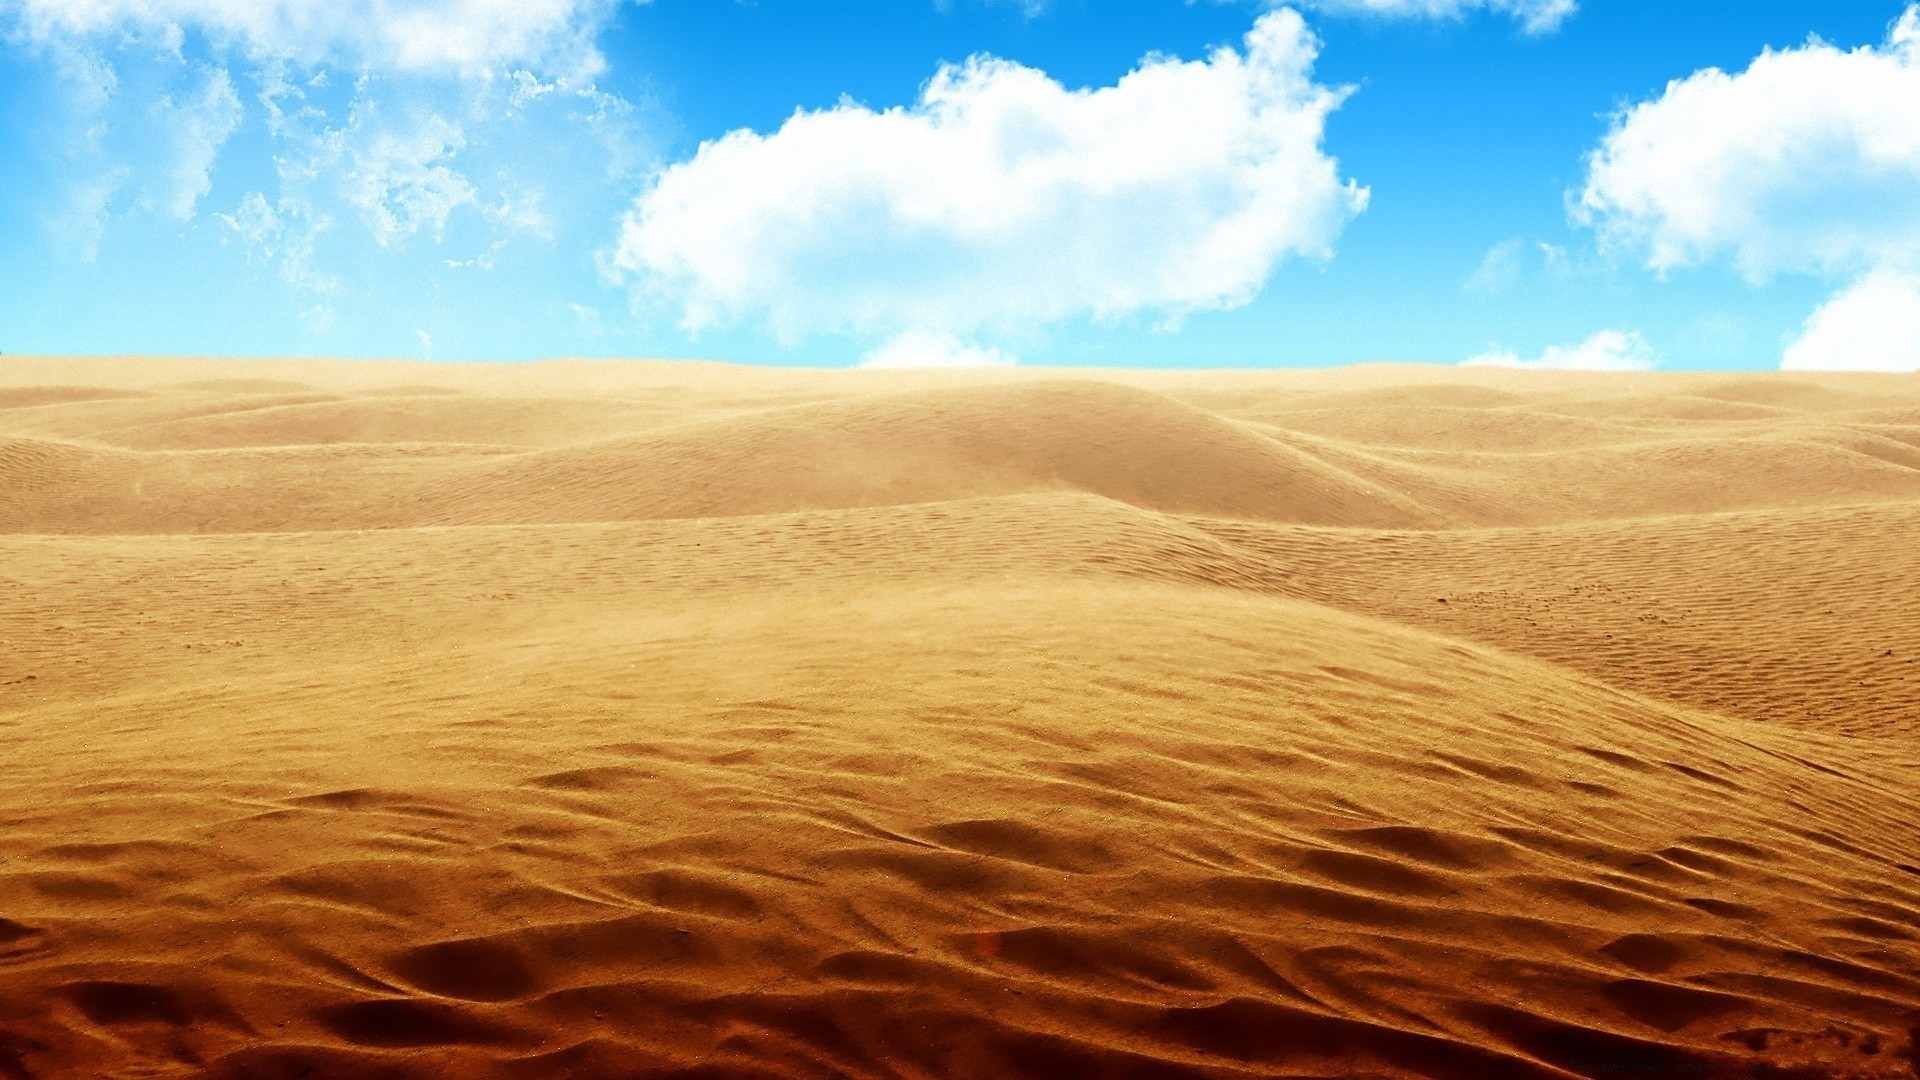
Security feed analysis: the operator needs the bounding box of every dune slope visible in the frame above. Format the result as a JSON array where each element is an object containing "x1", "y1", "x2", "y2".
[{"x1": 2, "y1": 359, "x2": 1919, "y2": 1079}]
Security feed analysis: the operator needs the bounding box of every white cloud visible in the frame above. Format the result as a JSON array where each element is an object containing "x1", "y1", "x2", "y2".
[
  {"x1": 1577, "y1": 6, "x2": 1920, "y2": 281},
  {"x1": 935, "y1": 0, "x2": 1048, "y2": 17},
  {"x1": 1292, "y1": 0, "x2": 1575, "y2": 35},
  {"x1": 11, "y1": 0, "x2": 650, "y2": 335},
  {"x1": 42, "y1": 58, "x2": 239, "y2": 254},
  {"x1": 341, "y1": 113, "x2": 478, "y2": 246},
  {"x1": 217, "y1": 190, "x2": 337, "y2": 296},
  {"x1": 568, "y1": 301, "x2": 604, "y2": 337},
  {"x1": 259, "y1": 74, "x2": 497, "y2": 252},
  {"x1": 151, "y1": 63, "x2": 241, "y2": 220},
  {"x1": 63, "y1": 167, "x2": 129, "y2": 262},
  {"x1": 7, "y1": 0, "x2": 624, "y2": 78},
  {"x1": 300, "y1": 303, "x2": 336, "y2": 333},
  {"x1": 611, "y1": 9, "x2": 1367, "y2": 350},
  {"x1": 1573, "y1": 6, "x2": 1920, "y2": 373},
  {"x1": 860, "y1": 330, "x2": 1017, "y2": 368},
  {"x1": 1782, "y1": 269, "x2": 1920, "y2": 372},
  {"x1": 1464, "y1": 238, "x2": 1524, "y2": 295},
  {"x1": 1464, "y1": 238, "x2": 1583, "y2": 295},
  {"x1": 1465, "y1": 328, "x2": 1658, "y2": 370}
]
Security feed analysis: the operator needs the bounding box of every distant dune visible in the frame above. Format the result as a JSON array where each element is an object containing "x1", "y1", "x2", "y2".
[{"x1": 2, "y1": 356, "x2": 1918, "y2": 1079}]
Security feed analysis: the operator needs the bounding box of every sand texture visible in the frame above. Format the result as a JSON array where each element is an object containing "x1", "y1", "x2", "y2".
[{"x1": 3, "y1": 356, "x2": 1920, "y2": 1078}]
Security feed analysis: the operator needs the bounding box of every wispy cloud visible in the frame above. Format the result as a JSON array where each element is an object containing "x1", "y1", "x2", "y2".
[
  {"x1": 1463, "y1": 239, "x2": 1524, "y2": 296},
  {"x1": 340, "y1": 112, "x2": 478, "y2": 247},
  {"x1": 1289, "y1": 0, "x2": 1576, "y2": 36},
  {"x1": 1463, "y1": 238, "x2": 1579, "y2": 295},
  {"x1": 151, "y1": 63, "x2": 242, "y2": 220},
  {"x1": 8, "y1": 0, "x2": 627, "y2": 78},
  {"x1": 6, "y1": 0, "x2": 653, "y2": 331}
]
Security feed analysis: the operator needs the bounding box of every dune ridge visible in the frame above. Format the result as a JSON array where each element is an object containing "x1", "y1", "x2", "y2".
[{"x1": 2, "y1": 357, "x2": 1919, "y2": 1079}]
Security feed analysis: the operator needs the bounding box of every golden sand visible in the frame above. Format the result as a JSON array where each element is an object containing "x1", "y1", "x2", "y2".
[{"x1": 2, "y1": 356, "x2": 1918, "y2": 1078}]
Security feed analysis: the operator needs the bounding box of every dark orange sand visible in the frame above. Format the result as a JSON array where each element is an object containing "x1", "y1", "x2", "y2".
[{"x1": 3, "y1": 356, "x2": 1920, "y2": 1078}]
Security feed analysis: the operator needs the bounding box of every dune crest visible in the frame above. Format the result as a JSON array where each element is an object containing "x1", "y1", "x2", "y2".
[{"x1": 2, "y1": 358, "x2": 1919, "y2": 1079}]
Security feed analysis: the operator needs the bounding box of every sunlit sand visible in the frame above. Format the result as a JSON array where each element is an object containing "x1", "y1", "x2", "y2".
[{"x1": 3, "y1": 356, "x2": 1919, "y2": 1077}]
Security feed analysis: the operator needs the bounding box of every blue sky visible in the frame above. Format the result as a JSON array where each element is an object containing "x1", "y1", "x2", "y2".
[{"x1": 2, "y1": 0, "x2": 1917, "y2": 370}]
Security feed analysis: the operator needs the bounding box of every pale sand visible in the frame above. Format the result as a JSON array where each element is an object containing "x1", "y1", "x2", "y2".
[{"x1": 2, "y1": 356, "x2": 1918, "y2": 1078}]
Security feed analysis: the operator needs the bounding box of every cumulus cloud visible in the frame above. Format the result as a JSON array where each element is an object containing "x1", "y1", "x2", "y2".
[
  {"x1": 6, "y1": 0, "x2": 624, "y2": 78},
  {"x1": 1782, "y1": 269, "x2": 1920, "y2": 372},
  {"x1": 1292, "y1": 0, "x2": 1575, "y2": 35},
  {"x1": 1464, "y1": 328, "x2": 1658, "y2": 370},
  {"x1": 611, "y1": 9, "x2": 1367, "y2": 354},
  {"x1": 861, "y1": 330, "x2": 1017, "y2": 369},
  {"x1": 1576, "y1": 6, "x2": 1920, "y2": 371},
  {"x1": 1577, "y1": 6, "x2": 1920, "y2": 281}
]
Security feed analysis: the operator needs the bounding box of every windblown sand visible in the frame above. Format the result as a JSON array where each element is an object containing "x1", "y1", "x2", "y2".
[{"x1": 3, "y1": 356, "x2": 1919, "y2": 1079}]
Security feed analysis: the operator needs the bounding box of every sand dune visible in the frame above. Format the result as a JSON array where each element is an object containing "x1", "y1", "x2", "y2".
[
  {"x1": 91, "y1": 396, "x2": 687, "y2": 452},
  {"x1": 414, "y1": 382, "x2": 1445, "y2": 530},
  {"x1": 2, "y1": 358, "x2": 1919, "y2": 1079}
]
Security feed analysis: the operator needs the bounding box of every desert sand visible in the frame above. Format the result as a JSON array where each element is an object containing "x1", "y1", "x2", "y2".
[{"x1": 2, "y1": 355, "x2": 1919, "y2": 1079}]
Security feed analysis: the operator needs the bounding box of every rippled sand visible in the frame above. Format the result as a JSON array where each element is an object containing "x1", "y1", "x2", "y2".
[{"x1": 3, "y1": 356, "x2": 1919, "y2": 1078}]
